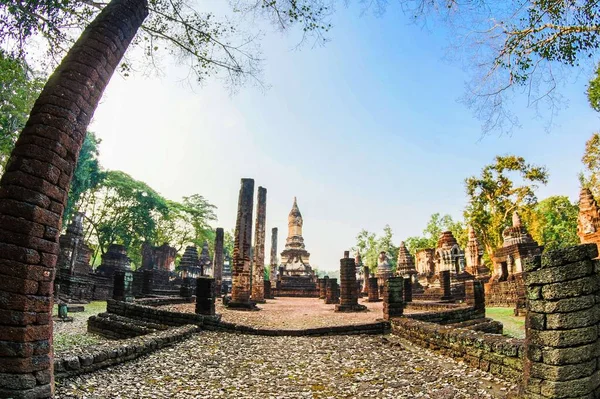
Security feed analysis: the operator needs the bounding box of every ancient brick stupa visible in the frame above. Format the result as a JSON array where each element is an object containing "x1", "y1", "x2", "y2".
[
  {"x1": 396, "y1": 241, "x2": 422, "y2": 292},
  {"x1": 57, "y1": 212, "x2": 93, "y2": 275},
  {"x1": 277, "y1": 197, "x2": 317, "y2": 295},
  {"x1": 464, "y1": 226, "x2": 489, "y2": 280},
  {"x1": 199, "y1": 241, "x2": 213, "y2": 276},
  {"x1": 578, "y1": 187, "x2": 600, "y2": 250},
  {"x1": 179, "y1": 246, "x2": 202, "y2": 279},
  {"x1": 491, "y1": 211, "x2": 541, "y2": 281}
]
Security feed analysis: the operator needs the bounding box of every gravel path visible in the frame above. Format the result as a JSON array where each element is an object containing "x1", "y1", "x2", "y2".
[
  {"x1": 161, "y1": 297, "x2": 424, "y2": 330},
  {"x1": 56, "y1": 331, "x2": 517, "y2": 398}
]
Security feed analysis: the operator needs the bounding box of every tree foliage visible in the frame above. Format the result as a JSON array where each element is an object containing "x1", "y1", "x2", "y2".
[
  {"x1": 526, "y1": 195, "x2": 578, "y2": 252},
  {"x1": 405, "y1": 213, "x2": 466, "y2": 255},
  {"x1": 0, "y1": 0, "x2": 332, "y2": 86},
  {"x1": 354, "y1": 225, "x2": 398, "y2": 272},
  {"x1": 464, "y1": 155, "x2": 548, "y2": 259},
  {"x1": 395, "y1": 0, "x2": 600, "y2": 133},
  {"x1": 580, "y1": 132, "x2": 600, "y2": 198},
  {"x1": 65, "y1": 132, "x2": 104, "y2": 222},
  {"x1": 0, "y1": 50, "x2": 43, "y2": 171}
]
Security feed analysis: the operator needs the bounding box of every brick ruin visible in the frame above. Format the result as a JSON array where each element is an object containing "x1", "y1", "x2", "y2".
[
  {"x1": 396, "y1": 241, "x2": 422, "y2": 293},
  {"x1": 335, "y1": 251, "x2": 366, "y2": 312},
  {"x1": 179, "y1": 246, "x2": 201, "y2": 297},
  {"x1": 577, "y1": 187, "x2": 600, "y2": 250},
  {"x1": 274, "y1": 197, "x2": 318, "y2": 297},
  {"x1": 269, "y1": 227, "x2": 278, "y2": 285},
  {"x1": 214, "y1": 228, "x2": 225, "y2": 295},
  {"x1": 139, "y1": 242, "x2": 177, "y2": 292},
  {"x1": 375, "y1": 251, "x2": 393, "y2": 295},
  {"x1": 486, "y1": 211, "x2": 542, "y2": 308},
  {"x1": 464, "y1": 226, "x2": 490, "y2": 280},
  {"x1": 229, "y1": 178, "x2": 257, "y2": 309},
  {"x1": 252, "y1": 186, "x2": 267, "y2": 303},
  {"x1": 55, "y1": 213, "x2": 112, "y2": 301}
]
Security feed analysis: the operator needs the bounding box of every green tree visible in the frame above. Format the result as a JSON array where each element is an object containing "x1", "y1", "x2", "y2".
[
  {"x1": 1, "y1": 0, "x2": 331, "y2": 86},
  {"x1": 395, "y1": 0, "x2": 600, "y2": 133},
  {"x1": 527, "y1": 196, "x2": 579, "y2": 251},
  {"x1": 0, "y1": 51, "x2": 43, "y2": 171},
  {"x1": 154, "y1": 195, "x2": 217, "y2": 252},
  {"x1": 224, "y1": 229, "x2": 235, "y2": 259},
  {"x1": 81, "y1": 170, "x2": 169, "y2": 267},
  {"x1": 580, "y1": 133, "x2": 600, "y2": 198},
  {"x1": 64, "y1": 132, "x2": 104, "y2": 222},
  {"x1": 464, "y1": 155, "x2": 548, "y2": 259},
  {"x1": 405, "y1": 213, "x2": 466, "y2": 254},
  {"x1": 354, "y1": 225, "x2": 398, "y2": 273}
]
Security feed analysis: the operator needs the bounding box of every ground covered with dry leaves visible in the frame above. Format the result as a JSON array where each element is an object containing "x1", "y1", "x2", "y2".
[
  {"x1": 161, "y1": 297, "x2": 417, "y2": 330},
  {"x1": 56, "y1": 331, "x2": 517, "y2": 399}
]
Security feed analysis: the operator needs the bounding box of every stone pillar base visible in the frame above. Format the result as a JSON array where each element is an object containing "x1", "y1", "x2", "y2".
[
  {"x1": 226, "y1": 301, "x2": 259, "y2": 311},
  {"x1": 335, "y1": 304, "x2": 367, "y2": 312}
]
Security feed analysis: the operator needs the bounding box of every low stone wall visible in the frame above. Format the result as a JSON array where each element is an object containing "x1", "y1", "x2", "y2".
[
  {"x1": 134, "y1": 296, "x2": 195, "y2": 307},
  {"x1": 205, "y1": 320, "x2": 390, "y2": 336},
  {"x1": 391, "y1": 317, "x2": 523, "y2": 382},
  {"x1": 55, "y1": 269, "x2": 112, "y2": 301},
  {"x1": 271, "y1": 288, "x2": 319, "y2": 297},
  {"x1": 88, "y1": 312, "x2": 169, "y2": 339},
  {"x1": 485, "y1": 276, "x2": 525, "y2": 308},
  {"x1": 54, "y1": 325, "x2": 197, "y2": 379},
  {"x1": 407, "y1": 306, "x2": 485, "y2": 325},
  {"x1": 106, "y1": 299, "x2": 217, "y2": 327},
  {"x1": 405, "y1": 301, "x2": 464, "y2": 312}
]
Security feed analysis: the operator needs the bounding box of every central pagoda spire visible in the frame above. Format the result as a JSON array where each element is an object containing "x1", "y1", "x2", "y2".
[{"x1": 286, "y1": 196, "x2": 305, "y2": 250}]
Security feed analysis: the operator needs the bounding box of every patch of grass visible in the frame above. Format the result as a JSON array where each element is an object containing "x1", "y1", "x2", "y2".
[
  {"x1": 53, "y1": 333, "x2": 101, "y2": 352},
  {"x1": 486, "y1": 307, "x2": 525, "y2": 339},
  {"x1": 53, "y1": 301, "x2": 107, "y2": 318}
]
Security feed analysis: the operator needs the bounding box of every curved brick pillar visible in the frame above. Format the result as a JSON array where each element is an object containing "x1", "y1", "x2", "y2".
[
  {"x1": 0, "y1": 1, "x2": 147, "y2": 397},
  {"x1": 213, "y1": 228, "x2": 224, "y2": 296},
  {"x1": 522, "y1": 244, "x2": 600, "y2": 398},
  {"x1": 251, "y1": 187, "x2": 266, "y2": 303},
  {"x1": 230, "y1": 179, "x2": 255, "y2": 309}
]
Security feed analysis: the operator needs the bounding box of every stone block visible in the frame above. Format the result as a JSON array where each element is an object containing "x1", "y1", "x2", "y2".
[
  {"x1": 529, "y1": 326, "x2": 598, "y2": 348},
  {"x1": 541, "y1": 275, "x2": 600, "y2": 300},
  {"x1": 541, "y1": 244, "x2": 598, "y2": 269},
  {"x1": 529, "y1": 295, "x2": 596, "y2": 314},
  {"x1": 540, "y1": 370, "x2": 600, "y2": 398},
  {"x1": 531, "y1": 358, "x2": 597, "y2": 381},
  {"x1": 542, "y1": 343, "x2": 598, "y2": 365},
  {"x1": 525, "y1": 260, "x2": 594, "y2": 285},
  {"x1": 546, "y1": 307, "x2": 600, "y2": 330}
]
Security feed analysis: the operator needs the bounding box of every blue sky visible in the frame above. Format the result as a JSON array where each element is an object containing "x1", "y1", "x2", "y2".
[{"x1": 89, "y1": 2, "x2": 599, "y2": 271}]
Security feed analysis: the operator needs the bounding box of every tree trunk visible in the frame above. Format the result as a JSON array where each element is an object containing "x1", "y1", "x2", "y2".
[{"x1": 0, "y1": 0, "x2": 148, "y2": 397}]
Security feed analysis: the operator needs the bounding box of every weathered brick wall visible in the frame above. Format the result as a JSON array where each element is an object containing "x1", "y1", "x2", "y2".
[
  {"x1": 134, "y1": 296, "x2": 195, "y2": 307},
  {"x1": 404, "y1": 302, "x2": 464, "y2": 312},
  {"x1": 391, "y1": 318, "x2": 523, "y2": 382},
  {"x1": 406, "y1": 306, "x2": 486, "y2": 325},
  {"x1": 485, "y1": 275, "x2": 525, "y2": 308},
  {"x1": 522, "y1": 244, "x2": 600, "y2": 398},
  {"x1": 271, "y1": 288, "x2": 319, "y2": 297},
  {"x1": 55, "y1": 270, "x2": 112, "y2": 300},
  {"x1": 54, "y1": 325, "x2": 196, "y2": 379}
]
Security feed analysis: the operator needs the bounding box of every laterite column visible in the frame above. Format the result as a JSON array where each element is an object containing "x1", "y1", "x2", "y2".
[
  {"x1": 251, "y1": 187, "x2": 267, "y2": 303},
  {"x1": 229, "y1": 179, "x2": 256, "y2": 309},
  {"x1": 213, "y1": 227, "x2": 224, "y2": 296},
  {"x1": 522, "y1": 244, "x2": 600, "y2": 398},
  {"x1": 195, "y1": 277, "x2": 216, "y2": 316},
  {"x1": 383, "y1": 277, "x2": 404, "y2": 320}
]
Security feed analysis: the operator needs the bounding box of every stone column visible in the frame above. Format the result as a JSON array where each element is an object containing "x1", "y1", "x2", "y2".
[
  {"x1": 213, "y1": 227, "x2": 224, "y2": 296},
  {"x1": 336, "y1": 251, "x2": 365, "y2": 312},
  {"x1": 113, "y1": 271, "x2": 133, "y2": 302},
  {"x1": 522, "y1": 244, "x2": 600, "y2": 398},
  {"x1": 465, "y1": 280, "x2": 485, "y2": 311},
  {"x1": 270, "y1": 227, "x2": 278, "y2": 282},
  {"x1": 252, "y1": 187, "x2": 267, "y2": 303},
  {"x1": 229, "y1": 178, "x2": 256, "y2": 309},
  {"x1": 142, "y1": 269, "x2": 154, "y2": 296},
  {"x1": 403, "y1": 278, "x2": 413, "y2": 303},
  {"x1": 319, "y1": 277, "x2": 328, "y2": 299},
  {"x1": 325, "y1": 278, "x2": 340, "y2": 304},
  {"x1": 180, "y1": 277, "x2": 194, "y2": 298},
  {"x1": 195, "y1": 277, "x2": 216, "y2": 316},
  {"x1": 440, "y1": 270, "x2": 452, "y2": 301},
  {"x1": 362, "y1": 266, "x2": 370, "y2": 296},
  {"x1": 368, "y1": 277, "x2": 380, "y2": 302},
  {"x1": 264, "y1": 280, "x2": 271, "y2": 299},
  {"x1": 383, "y1": 277, "x2": 404, "y2": 320}
]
